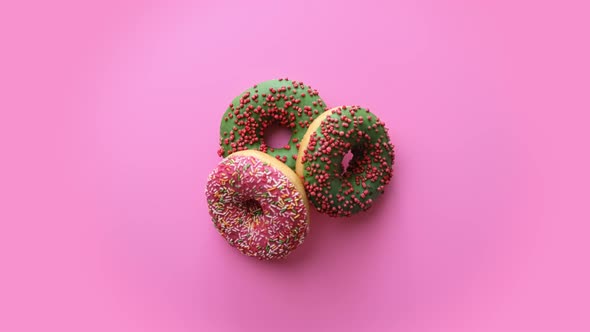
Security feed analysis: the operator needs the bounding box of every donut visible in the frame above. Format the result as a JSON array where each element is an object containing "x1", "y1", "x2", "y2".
[
  {"x1": 206, "y1": 150, "x2": 310, "y2": 259},
  {"x1": 218, "y1": 78, "x2": 327, "y2": 170},
  {"x1": 295, "y1": 106, "x2": 394, "y2": 217}
]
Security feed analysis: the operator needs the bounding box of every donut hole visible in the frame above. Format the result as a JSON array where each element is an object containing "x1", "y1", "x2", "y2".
[
  {"x1": 341, "y1": 150, "x2": 354, "y2": 175},
  {"x1": 263, "y1": 123, "x2": 292, "y2": 149},
  {"x1": 242, "y1": 198, "x2": 263, "y2": 215}
]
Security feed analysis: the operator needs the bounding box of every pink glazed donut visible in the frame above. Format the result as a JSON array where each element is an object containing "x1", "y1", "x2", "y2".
[{"x1": 205, "y1": 150, "x2": 310, "y2": 260}]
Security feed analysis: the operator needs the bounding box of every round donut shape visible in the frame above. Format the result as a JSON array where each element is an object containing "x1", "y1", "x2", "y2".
[
  {"x1": 206, "y1": 150, "x2": 310, "y2": 260},
  {"x1": 218, "y1": 78, "x2": 327, "y2": 170},
  {"x1": 296, "y1": 106, "x2": 395, "y2": 217}
]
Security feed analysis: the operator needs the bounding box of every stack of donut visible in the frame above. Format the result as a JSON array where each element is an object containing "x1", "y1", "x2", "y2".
[{"x1": 205, "y1": 79, "x2": 395, "y2": 260}]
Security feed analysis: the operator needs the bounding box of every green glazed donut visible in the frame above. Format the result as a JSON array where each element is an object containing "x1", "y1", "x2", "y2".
[
  {"x1": 295, "y1": 106, "x2": 395, "y2": 217},
  {"x1": 218, "y1": 78, "x2": 327, "y2": 170}
]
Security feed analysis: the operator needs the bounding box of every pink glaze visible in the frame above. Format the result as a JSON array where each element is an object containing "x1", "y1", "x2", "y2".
[{"x1": 205, "y1": 154, "x2": 308, "y2": 259}]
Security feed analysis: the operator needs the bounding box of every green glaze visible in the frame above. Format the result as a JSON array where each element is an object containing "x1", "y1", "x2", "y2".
[
  {"x1": 300, "y1": 106, "x2": 395, "y2": 217},
  {"x1": 218, "y1": 79, "x2": 327, "y2": 170}
]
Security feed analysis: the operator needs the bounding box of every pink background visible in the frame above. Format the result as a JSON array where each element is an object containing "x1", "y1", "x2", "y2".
[{"x1": 1, "y1": 1, "x2": 589, "y2": 331}]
